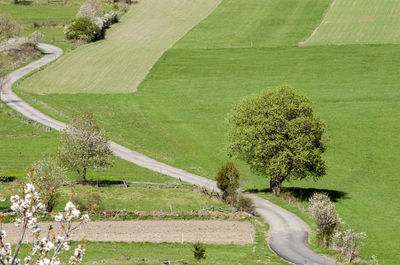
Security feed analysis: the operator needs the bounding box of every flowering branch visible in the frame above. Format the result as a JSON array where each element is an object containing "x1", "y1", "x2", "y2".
[{"x1": 0, "y1": 173, "x2": 90, "y2": 265}]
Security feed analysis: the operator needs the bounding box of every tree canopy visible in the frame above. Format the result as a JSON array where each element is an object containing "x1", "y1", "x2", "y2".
[
  {"x1": 226, "y1": 85, "x2": 327, "y2": 195},
  {"x1": 57, "y1": 112, "x2": 113, "y2": 183}
]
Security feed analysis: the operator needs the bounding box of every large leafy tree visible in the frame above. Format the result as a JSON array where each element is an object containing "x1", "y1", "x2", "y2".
[
  {"x1": 226, "y1": 85, "x2": 327, "y2": 195},
  {"x1": 57, "y1": 112, "x2": 113, "y2": 183}
]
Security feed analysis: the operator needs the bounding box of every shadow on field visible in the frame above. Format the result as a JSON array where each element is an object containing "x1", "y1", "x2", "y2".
[
  {"x1": 246, "y1": 187, "x2": 349, "y2": 202},
  {"x1": 87, "y1": 179, "x2": 125, "y2": 187},
  {"x1": 15, "y1": 1, "x2": 33, "y2": 5},
  {"x1": 0, "y1": 176, "x2": 16, "y2": 183}
]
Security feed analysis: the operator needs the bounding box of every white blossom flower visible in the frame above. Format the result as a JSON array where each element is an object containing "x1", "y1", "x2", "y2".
[
  {"x1": 63, "y1": 242, "x2": 71, "y2": 251},
  {"x1": 81, "y1": 214, "x2": 90, "y2": 224},
  {"x1": 55, "y1": 212, "x2": 64, "y2": 222},
  {"x1": 0, "y1": 230, "x2": 6, "y2": 239},
  {"x1": 24, "y1": 256, "x2": 32, "y2": 264}
]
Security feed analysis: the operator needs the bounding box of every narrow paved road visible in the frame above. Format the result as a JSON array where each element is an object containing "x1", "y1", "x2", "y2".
[{"x1": 1, "y1": 43, "x2": 335, "y2": 265}]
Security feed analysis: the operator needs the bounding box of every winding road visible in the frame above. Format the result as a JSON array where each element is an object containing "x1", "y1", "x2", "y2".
[{"x1": 0, "y1": 43, "x2": 335, "y2": 265}]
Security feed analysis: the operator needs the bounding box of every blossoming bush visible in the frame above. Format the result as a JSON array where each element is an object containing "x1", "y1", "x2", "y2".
[
  {"x1": 333, "y1": 222, "x2": 367, "y2": 263},
  {"x1": 31, "y1": 158, "x2": 66, "y2": 213},
  {"x1": 0, "y1": 175, "x2": 90, "y2": 265},
  {"x1": 308, "y1": 193, "x2": 339, "y2": 247}
]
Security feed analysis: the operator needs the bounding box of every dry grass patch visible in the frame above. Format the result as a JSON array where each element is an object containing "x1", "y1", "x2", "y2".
[{"x1": 21, "y1": 0, "x2": 221, "y2": 94}]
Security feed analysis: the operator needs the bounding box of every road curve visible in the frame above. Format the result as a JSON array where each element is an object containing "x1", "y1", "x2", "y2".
[{"x1": 1, "y1": 43, "x2": 335, "y2": 265}]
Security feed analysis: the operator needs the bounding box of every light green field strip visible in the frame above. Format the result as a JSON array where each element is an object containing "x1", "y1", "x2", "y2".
[
  {"x1": 21, "y1": 0, "x2": 221, "y2": 94},
  {"x1": 302, "y1": 0, "x2": 400, "y2": 46}
]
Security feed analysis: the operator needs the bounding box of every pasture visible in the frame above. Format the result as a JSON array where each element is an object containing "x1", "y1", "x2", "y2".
[
  {"x1": 4, "y1": 0, "x2": 400, "y2": 263},
  {"x1": 302, "y1": 0, "x2": 400, "y2": 46}
]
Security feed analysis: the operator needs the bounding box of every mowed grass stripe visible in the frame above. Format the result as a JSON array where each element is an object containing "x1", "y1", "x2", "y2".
[
  {"x1": 303, "y1": 0, "x2": 400, "y2": 45},
  {"x1": 21, "y1": 0, "x2": 222, "y2": 94},
  {"x1": 174, "y1": 0, "x2": 331, "y2": 49}
]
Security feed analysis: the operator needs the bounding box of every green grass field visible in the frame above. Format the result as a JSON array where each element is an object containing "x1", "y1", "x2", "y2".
[
  {"x1": 6, "y1": 0, "x2": 400, "y2": 263},
  {"x1": 303, "y1": 0, "x2": 400, "y2": 46}
]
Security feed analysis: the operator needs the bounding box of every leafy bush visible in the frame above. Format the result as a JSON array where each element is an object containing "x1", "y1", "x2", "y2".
[
  {"x1": 64, "y1": 17, "x2": 101, "y2": 42},
  {"x1": 31, "y1": 157, "x2": 66, "y2": 212},
  {"x1": 192, "y1": 242, "x2": 206, "y2": 261},
  {"x1": 309, "y1": 193, "x2": 339, "y2": 247},
  {"x1": 72, "y1": 191, "x2": 103, "y2": 212},
  {"x1": 215, "y1": 161, "x2": 240, "y2": 205},
  {"x1": 235, "y1": 195, "x2": 255, "y2": 215}
]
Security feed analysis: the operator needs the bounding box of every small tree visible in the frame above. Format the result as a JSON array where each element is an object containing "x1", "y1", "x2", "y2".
[
  {"x1": 57, "y1": 112, "x2": 113, "y2": 183},
  {"x1": 31, "y1": 157, "x2": 66, "y2": 212},
  {"x1": 0, "y1": 13, "x2": 22, "y2": 40},
  {"x1": 192, "y1": 242, "x2": 206, "y2": 262},
  {"x1": 226, "y1": 85, "x2": 327, "y2": 195},
  {"x1": 215, "y1": 161, "x2": 240, "y2": 204},
  {"x1": 333, "y1": 225, "x2": 367, "y2": 264},
  {"x1": 309, "y1": 193, "x2": 339, "y2": 247}
]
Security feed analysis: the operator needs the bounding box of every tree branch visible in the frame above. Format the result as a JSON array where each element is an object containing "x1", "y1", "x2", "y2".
[{"x1": 11, "y1": 220, "x2": 27, "y2": 265}]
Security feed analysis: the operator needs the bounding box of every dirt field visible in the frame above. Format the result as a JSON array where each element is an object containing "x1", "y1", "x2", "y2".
[{"x1": 2, "y1": 220, "x2": 255, "y2": 245}]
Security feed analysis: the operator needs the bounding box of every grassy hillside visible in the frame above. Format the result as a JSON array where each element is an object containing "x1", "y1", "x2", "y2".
[
  {"x1": 174, "y1": 0, "x2": 330, "y2": 48},
  {"x1": 303, "y1": 0, "x2": 400, "y2": 46},
  {"x1": 20, "y1": 0, "x2": 222, "y2": 94},
  {"x1": 13, "y1": 0, "x2": 400, "y2": 263}
]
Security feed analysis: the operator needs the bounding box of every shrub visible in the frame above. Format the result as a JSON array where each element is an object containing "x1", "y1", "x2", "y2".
[
  {"x1": 29, "y1": 30, "x2": 45, "y2": 43},
  {"x1": 192, "y1": 242, "x2": 206, "y2": 261},
  {"x1": 31, "y1": 158, "x2": 66, "y2": 212},
  {"x1": 72, "y1": 191, "x2": 103, "y2": 212},
  {"x1": 215, "y1": 161, "x2": 240, "y2": 205},
  {"x1": 308, "y1": 193, "x2": 339, "y2": 247},
  {"x1": 0, "y1": 12, "x2": 23, "y2": 41},
  {"x1": 76, "y1": 0, "x2": 104, "y2": 22},
  {"x1": 333, "y1": 224, "x2": 367, "y2": 263},
  {"x1": 102, "y1": 11, "x2": 118, "y2": 29},
  {"x1": 64, "y1": 17, "x2": 101, "y2": 42},
  {"x1": 235, "y1": 195, "x2": 255, "y2": 215}
]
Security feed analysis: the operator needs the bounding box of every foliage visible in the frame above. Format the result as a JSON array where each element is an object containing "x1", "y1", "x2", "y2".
[
  {"x1": 0, "y1": 174, "x2": 90, "y2": 265},
  {"x1": 76, "y1": 0, "x2": 104, "y2": 22},
  {"x1": 28, "y1": 31, "x2": 45, "y2": 44},
  {"x1": 57, "y1": 112, "x2": 114, "y2": 183},
  {"x1": 64, "y1": 17, "x2": 101, "y2": 42},
  {"x1": 226, "y1": 85, "x2": 327, "y2": 195},
  {"x1": 309, "y1": 193, "x2": 339, "y2": 247},
  {"x1": 0, "y1": 13, "x2": 22, "y2": 41},
  {"x1": 31, "y1": 157, "x2": 66, "y2": 212},
  {"x1": 192, "y1": 242, "x2": 206, "y2": 261},
  {"x1": 235, "y1": 195, "x2": 255, "y2": 215},
  {"x1": 215, "y1": 161, "x2": 240, "y2": 204},
  {"x1": 333, "y1": 223, "x2": 367, "y2": 263},
  {"x1": 71, "y1": 191, "x2": 103, "y2": 212}
]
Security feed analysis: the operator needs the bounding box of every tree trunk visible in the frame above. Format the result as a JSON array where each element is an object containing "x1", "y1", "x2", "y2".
[
  {"x1": 270, "y1": 178, "x2": 282, "y2": 196},
  {"x1": 82, "y1": 167, "x2": 87, "y2": 184}
]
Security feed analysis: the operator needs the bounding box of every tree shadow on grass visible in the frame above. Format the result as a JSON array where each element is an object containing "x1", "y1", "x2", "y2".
[
  {"x1": 15, "y1": 1, "x2": 33, "y2": 5},
  {"x1": 245, "y1": 187, "x2": 349, "y2": 202},
  {"x1": 0, "y1": 176, "x2": 16, "y2": 183},
  {"x1": 86, "y1": 179, "x2": 125, "y2": 187}
]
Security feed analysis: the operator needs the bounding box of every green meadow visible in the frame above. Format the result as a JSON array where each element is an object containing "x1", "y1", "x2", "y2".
[{"x1": 2, "y1": 0, "x2": 400, "y2": 263}]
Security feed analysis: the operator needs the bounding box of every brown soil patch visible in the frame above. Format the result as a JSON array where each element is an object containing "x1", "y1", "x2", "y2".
[{"x1": 2, "y1": 220, "x2": 255, "y2": 245}]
